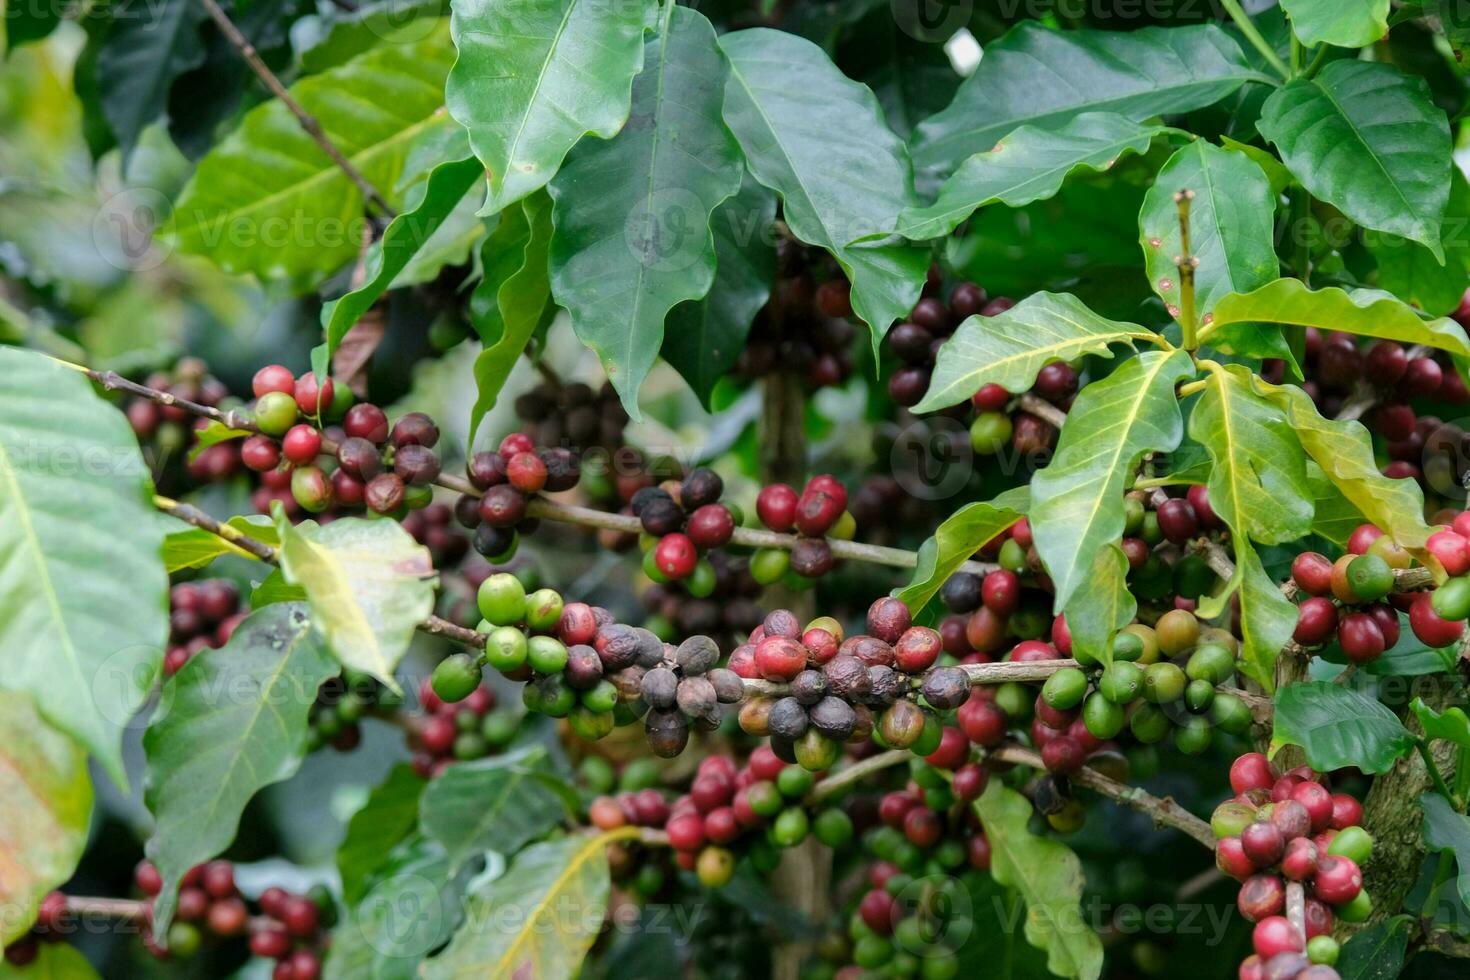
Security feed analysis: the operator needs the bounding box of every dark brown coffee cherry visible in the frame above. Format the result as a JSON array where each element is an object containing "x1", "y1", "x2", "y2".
[
  {"x1": 336, "y1": 437, "x2": 382, "y2": 480},
  {"x1": 542, "y1": 448, "x2": 580, "y2": 492},
  {"x1": 395, "y1": 444, "x2": 441, "y2": 486},
  {"x1": 676, "y1": 676, "x2": 718, "y2": 721},
  {"x1": 645, "y1": 710, "x2": 689, "y2": 757},
  {"x1": 473, "y1": 524, "x2": 515, "y2": 559},
  {"x1": 921, "y1": 666, "x2": 969, "y2": 710},
  {"x1": 823, "y1": 655, "x2": 871, "y2": 699},
  {"x1": 675, "y1": 635, "x2": 719, "y2": 675},
  {"x1": 641, "y1": 666, "x2": 679, "y2": 710},
  {"x1": 479, "y1": 484, "x2": 527, "y2": 527},
  {"x1": 596, "y1": 624, "x2": 644, "y2": 670},
  {"x1": 707, "y1": 668, "x2": 744, "y2": 704},
  {"x1": 887, "y1": 322, "x2": 933, "y2": 363},
  {"x1": 364, "y1": 473, "x2": 406, "y2": 514},
  {"x1": 467, "y1": 451, "x2": 508, "y2": 490},
  {"x1": 790, "y1": 537, "x2": 834, "y2": 577},
  {"x1": 810, "y1": 696, "x2": 857, "y2": 740},
  {"x1": 1156, "y1": 498, "x2": 1199, "y2": 544},
  {"x1": 888, "y1": 366, "x2": 930, "y2": 407},
  {"x1": 630, "y1": 486, "x2": 672, "y2": 516},
  {"x1": 767, "y1": 697, "x2": 809, "y2": 740},
  {"x1": 392, "y1": 412, "x2": 439, "y2": 449},
  {"x1": 791, "y1": 669, "x2": 829, "y2": 705},
  {"x1": 865, "y1": 664, "x2": 905, "y2": 706},
  {"x1": 681, "y1": 468, "x2": 724, "y2": 510},
  {"x1": 764, "y1": 609, "x2": 801, "y2": 638},
  {"x1": 940, "y1": 573, "x2": 982, "y2": 613}
]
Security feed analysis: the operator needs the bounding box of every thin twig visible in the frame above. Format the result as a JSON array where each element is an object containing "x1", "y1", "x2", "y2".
[
  {"x1": 1174, "y1": 189, "x2": 1199, "y2": 350},
  {"x1": 1015, "y1": 392, "x2": 1068, "y2": 430},
  {"x1": 195, "y1": 0, "x2": 394, "y2": 217},
  {"x1": 809, "y1": 749, "x2": 910, "y2": 804},
  {"x1": 1218, "y1": 0, "x2": 1291, "y2": 79},
  {"x1": 989, "y1": 745, "x2": 1216, "y2": 848}
]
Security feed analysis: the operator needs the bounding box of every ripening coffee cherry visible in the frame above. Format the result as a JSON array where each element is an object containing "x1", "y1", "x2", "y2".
[
  {"x1": 290, "y1": 466, "x2": 333, "y2": 513},
  {"x1": 240, "y1": 434, "x2": 280, "y2": 472},
  {"x1": 1241, "y1": 821, "x2": 1285, "y2": 868},
  {"x1": 344, "y1": 402, "x2": 390, "y2": 443},
  {"x1": 479, "y1": 485, "x2": 527, "y2": 527},
  {"x1": 1041, "y1": 735, "x2": 1084, "y2": 774},
  {"x1": 1156, "y1": 498, "x2": 1199, "y2": 544},
  {"x1": 253, "y1": 390, "x2": 299, "y2": 436},
  {"x1": 1238, "y1": 874, "x2": 1285, "y2": 922},
  {"x1": 364, "y1": 473, "x2": 406, "y2": 514},
  {"x1": 252, "y1": 364, "x2": 296, "y2": 398},
  {"x1": 1282, "y1": 837, "x2": 1320, "y2": 881},
  {"x1": 756, "y1": 484, "x2": 799, "y2": 531},
  {"x1": 293, "y1": 372, "x2": 334, "y2": 416},
  {"x1": 1292, "y1": 597, "x2": 1339, "y2": 647},
  {"x1": 1411, "y1": 593, "x2": 1465, "y2": 646},
  {"x1": 1338, "y1": 612, "x2": 1386, "y2": 663},
  {"x1": 756, "y1": 636, "x2": 808, "y2": 681},
  {"x1": 392, "y1": 412, "x2": 439, "y2": 449}
]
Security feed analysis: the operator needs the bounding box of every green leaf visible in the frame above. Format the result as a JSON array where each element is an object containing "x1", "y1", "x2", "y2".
[
  {"x1": 0, "y1": 347, "x2": 168, "y2": 785},
  {"x1": 910, "y1": 22, "x2": 1261, "y2": 186},
  {"x1": 0, "y1": 692, "x2": 93, "y2": 946},
  {"x1": 1229, "y1": 546, "x2": 1301, "y2": 691},
  {"x1": 662, "y1": 177, "x2": 777, "y2": 410},
  {"x1": 0, "y1": 941, "x2": 101, "y2": 979},
  {"x1": 1306, "y1": 461, "x2": 1366, "y2": 547},
  {"x1": 915, "y1": 292, "x2": 1157, "y2": 413},
  {"x1": 1369, "y1": 169, "x2": 1470, "y2": 316},
  {"x1": 1270, "y1": 681, "x2": 1416, "y2": 774},
  {"x1": 1334, "y1": 916, "x2": 1412, "y2": 980},
  {"x1": 419, "y1": 747, "x2": 567, "y2": 872},
  {"x1": 273, "y1": 514, "x2": 437, "y2": 688},
  {"x1": 1280, "y1": 0, "x2": 1389, "y2": 49},
  {"x1": 1140, "y1": 140, "x2": 1277, "y2": 325},
  {"x1": 187, "y1": 420, "x2": 251, "y2": 463},
  {"x1": 1032, "y1": 350, "x2": 1195, "y2": 616},
  {"x1": 338, "y1": 764, "x2": 425, "y2": 907},
  {"x1": 1257, "y1": 378, "x2": 1433, "y2": 554},
  {"x1": 973, "y1": 782, "x2": 1103, "y2": 980},
  {"x1": 548, "y1": 5, "x2": 743, "y2": 419},
  {"x1": 895, "y1": 496, "x2": 1024, "y2": 614},
  {"x1": 300, "y1": 0, "x2": 449, "y2": 74},
  {"x1": 1202, "y1": 279, "x2": 1470, "y2": 357},
  {"x1": 325, "y1": 835, "x2": 456, "y2": 980},
  {"x1": 897, "y1": 114, "x2": 1166, "y2": 242},
  {"x1": 95, "y1": 0, "x2": 207, "y2": 157},
  {"x1": 320, "y1": 151, "x2": 483, "y2": 361},
  {"x1": 144, "y1": 604, "x2": 337, "y2": 934},
  {"x1": 161, "y1": 514, "x2": 279, "y2": 573},
  {"x1": 1422, "y1": 792, "x2": 1470, "y2": 910},
  {"x1": 167, "y1": 28, "x2": 455, "y2": 287},
  {"x1": 469, "y1": 192, "x2": 554, "y2": 447},
  {"x1": 252, "y1": 568, "x2": 308, "y2": 608},
  {"x1": 1412, "y1": 698, "x2": 1470, "y2": 750},
  {"x1": 720, "y1": 28, "x2": 929, "y2": 355},
  {"x1": 422, "y1": 832, "x2": 624, "y2": 979},
  {"x1": 1064, "y1": 544, "x2": 1135, "y2": 669},
  {"x1": 446, "y1": 0, "x2": 654, "y2": 215},
  {"x1": 1258, "y1": 60, "x2": 1450, "y2": 256}
]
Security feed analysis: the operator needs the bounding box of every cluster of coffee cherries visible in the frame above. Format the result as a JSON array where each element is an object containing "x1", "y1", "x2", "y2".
[
  {"x1": 305, "y1": 669, "x2": 401, "y2": 754},
  {"x1": 456, "y1": 431, "x2": 581, "y2": 563},
  {"x1": 124, "y1": 358, "x2": 239, "y2": 491},
  {"x1": 1291, "y1": 329, "x2": 1466, "y2": 426},
  {"x1": 132, "y1": 859, "x2": 330, "y2": 976},
  {"x1": 746, "y1": 475, "x2": 856, "y2": 585},
  {"x1": 640, "y1": 551, "x2": 765, "y2": 648},
  {"x1": 884, "y1": 281, "x2": 1009, "y2": 409},
  {"x1": 1291, "y1": 522, "x2": 1464, "y2": 659},
  {"x1": 1213, "y1": 754, "x2": 1372, "y2": 980},
  {"x1": 411, "y1": 676, "x2": 519, "y2": 775},
  {"x1": 239, "y1": 363, "x2": 444, "y2": 520},
  {"x1": 165, "y1": 579, "x2": 246, "y2": 677},
  {"x1": 734, "y1": 245, "x2": 856, "y2": 390},
  {"x1": 1035, "y1": 608, "x2": 1253, "y2": 764},
  {"x1": 732, "y1": 600, "x2": 972, "y2": 772},
  {"x1": 513, "y1": 379, "x2": 630, "y2": 462},
  {"x1": 632, "y1": 467, "x2": 739, "y2": 583},
  {"x1": 639, "y1": 634, "x2": 746, "y2": 757}
]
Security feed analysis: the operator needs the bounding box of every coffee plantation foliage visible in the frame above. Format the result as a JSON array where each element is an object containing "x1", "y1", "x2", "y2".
[{"x1": 7, "y1": 1, "x2": 1470, "y2": 978}]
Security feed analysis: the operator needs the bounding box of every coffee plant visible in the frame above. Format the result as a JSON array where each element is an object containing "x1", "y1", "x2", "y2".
[{"x1": 9, "y1": 1, "x2": 1470, "y2": 978}]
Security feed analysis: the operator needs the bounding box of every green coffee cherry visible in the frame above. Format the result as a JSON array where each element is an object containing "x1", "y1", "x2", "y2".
[
  {"x1": 969, "y1": 412, "x2": 1013, "y2": 454},
  {"x1": 750, "y1": 548, "x2": 790, "y2": 585},
  {"x1": 453, "y1": 732, "x2": 487, "y2": 760},
  {"x1": 1306, "y1": 936, "x2": 1339, "y2": 966},
  {"x1": 1347, "y1": 553, "x2": 1394, "y2": 601},
  {"x1": 1186, "y1": 643, "x2": 1236, "y2": 684},
  {"x1": 568, "y1": 705, "x2": 615, "y2": 740},
  {"x1": 1174, "y1": 716, "x2": 1212, "y2": 755},
  {"x1": 685, "y1": 560, "x2": 718, "y2": 598},
  {"x1": 772, "y1": 807, "x2": 810, "y2": 847},
  {"x1": 1082, "y1": 692, "x2": 1125, "y2": 739},
  {"x1": 481, "y1": 709, "x2": 519, "y2": 746},
  {"x1": 1336, "y1": 889, "x2": 1372, "y2": 923},
  {"x1": 1432, "y1": 576, "x2": 1470, "y2": 622},
  {"x1": 484, "y1": 626, "x2": 528, "y2": 673},
  {"x1": 777, "y1": 765, "x2": 815, "y2": 798},
  {"x1": 1142, "y1": 662, "x2": 1186, "y2": 704},
  {"x1": 1210, "y1": 693, "x2": 1254, "y2": 736},
  {"x1": 523, "y1": 588, "x2": 564, "y2": 632},
  {"x1": 998, "y1": 538, "x2": 1027, "y2": 573},
  {"x1": 994, "y1": 682, "x2": 1033, "y2": 720},
  {"x1": 581, "y1": 679, "x2": 619, "y2": 714},
  {"x1": 1111, "y1": 631, "x2": 1145, "y2": 663},
  {"x1": 477, "y1": 573, "x2": 527, "y2": 626},
  {"x1": 1184, "y1": 678, "x2": 1215, "y2": 713},
  {"x1": 527, "y1": 635, "x2": 569, "y2": 674},
  {"x1": 1328, "y1": 825, "x2": 1374, "y2": 864},
  {"x1": 430, "y1": 653, "x2": 481, "y2": 703},
  {"x1": 1041, "y1": 667, "x2": 1088, "y2": 710},
  {"x1": 1099, "y1": 662, "x2": 1144, "y2": 704},
  {"x1": 1129, "y1": 702, "x2": 1170, "y2": 743},
  {"x1": 814, "y1": 808, "x2": 854, "y2": 848}
]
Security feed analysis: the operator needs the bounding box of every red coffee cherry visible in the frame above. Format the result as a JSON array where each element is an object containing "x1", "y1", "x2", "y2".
[
  {"x1": 293, "y1": 372, "x2": 334, "y2": 416},
  {"x1": 252, "y1": 364, "x2": 296, "y2": 398},
  {"x1": 1291, "y1": 552, "x2": 1334, "y2": 596},
  {"x1": 687, "y1": 504, "x2": 735, "y2": 549},
  {"x1": 506, "y1": 452, "x2": 547, "y2": 493},
  {"x1": 1411, "y1": 593, "x2": 1465, "y2": 647},
  {"x1": 756, "y1": 484, "x2": 799, "y2": 531},
  {"x1": 1238, "y1": 874, "x2": 1285, "y2": 922},
  {"x1": 653, "y1": 533, "x2": 697, "y2": 580},
  {"x1": 1292, "y1": 598, "x2": 1338, "y2": 647},
  {"x1": 281, "y1": 424, "x2": 322, "y2": 465},
  {"x1": 343, "y1": 402, "x2": 390, "y2": 443},
  {"x1": 240, "y1": 435, "x2": 281, "y2": 472}
]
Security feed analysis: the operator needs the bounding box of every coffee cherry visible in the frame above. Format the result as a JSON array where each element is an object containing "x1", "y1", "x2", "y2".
[
  {"x1": 478, "y1": 485, "x2": 526, "y2": 527},
  {"x1": 969, "y1": 412, "x2": 1012, "y2": 454},
  {"x1": 473, "y1": 525, "x2": 517, "y2": 560},
  {"x1": 281, "y1": 424, "x2": 322, "y2": 465},
  {"x1": 1156, "y1": 498, "x2": 1199, "y2": 544},
  {"x1": 249, "y1": 927, "x2": 291, "y2": 959},
  {"x1": 1242, "y1": 821, "x2": 1285, "y2": 867},
  {"x1": 254, "y1": 391, "x2": 299, "y2": 436},
  {"x1": 395, "y1": 445, "x2": 441, "y2": 486},
  {"x1": 756, "y1": 484, "x2": 798, "y2": 531},
  {"x1": 362, "y1": 473, "x2": 404, "y2": 514},
  {"x1": 1313, "y1": 856, "x2": 1362, "y2": 905},
  {"x1": 336, "y1": 436, "x2": 383, "y2": 480},
  {"x1": 653, "y1": 533, "x2": 697, "y2": 579},
  {"x1": 794, "y1": 489, "x2": 841, "y2": 537},
  {"x1": 1338, "y1": 613, "x2": 1386, "y2": 663},
  {"x1": 432, "y1": 654, "x2": 482, "y2": 703},
  {"x1": 241, "y1": 435, "x2": 281, "y2": 472},
  {"x1": 866, "y1": 597, "x2": 912, "y2": 644},
  {"x1": 293, "y1": 372, "x2": 334, "y2": 416},
  {"x1": 789, "y1": 537, "x2": 833, "y2": 578},
  {"x1": 1282, "y1": 837, "x2": 1320, "y2": 881},
  {"x1": 392, "y1": 412, "x2": 439, "y2": 449},
  {"x1": 1041, "y1": 735, "x2": 1084, "y2": 774},
  {"x1": 686, "y1": 504, "x2": 734, "y2": 548},
  {"x1": 344, "y1": 403, "x2": 390, "y2": 443},
  {"x1": 290, "y1": 466, "x2": 333, "y2": 513},
  {"x1": 1411, "y1": 593, "x2": 1465, "y2": 646},
  {"x1": 1252, "y1": 917, "x2": 1303, "y2": 959},
  {"x1": 1238, "y1": 874, "x2": 1285, "y2": 921},
  {"x1": 252, "y1": 364, "x2": 296, "y2": 398}
]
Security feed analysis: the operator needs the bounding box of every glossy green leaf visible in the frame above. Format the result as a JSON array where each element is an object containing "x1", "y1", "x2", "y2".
[
  {"x1": 662, "y1": 178, "x2": 777, "y2": 409},
  {"x1": 419, "y1": 747, "x2": 567, "y2": 872},
  {"x1": 1422, "y1": 792, "x2": 1470, "y2": 910},
  {"x1": 898, "y1": 114, "x2": 1166, "y2": 241},
  {"x1": 1032, "y1": 350, "x2": 1195, "y2": 615},
  {"x1": 915, "y1": 292, "x2": 1157, "y2": 413},
  {"x1": 1258, "y1": 60, "x2": 1450, "y2": 255},
  {"x1": 338, "y1": 764, "x2": 425, "y2": 906},
  {"x1": 548, "y1": 5, "x2": 743, "y2": 418},
  {"x1": 721, "y1": 28, "x2": 929, "y2": 354},
  {"x1": 1412, "y1": 698, "x2": 1470, "y2": 750},
  {"x1": 0, "y1": 347, "x2": 168, "y2": 786},
  {"x1": 167, "y1": 28, "x2": 455, "y2": 287},
  {"x1": 1369, "y1": 169, "x2": 1470, "y2": 316},
  {"x1": 273, "y1": 514, "x2": 437, "y2": 688},
  {"x1": 446, "y1": 0, "x2": 654, "y2": 215},
  {"x1": 161, "y1": 514, "x2": 278, "y2": 573},
  {"x1": 144, "y1": 604, "x2": 337, "y2": 934},
  {"x1": 1140, "y1": 140, "x2": 1277, "y2": 324},
  {"x1": 422, "y1": 832, "x2": 625, "y2": 979},
  {"x1": 186, "y1": 420, "x2": 250, "y2": 463},
  {"x1": 469, "y1": 192, "x2": 554, "y2": 447},
  {"x1": 0, "y1": 692, "x2": 93, "y2": 946},
  {"x1": 895, "y1": 495, "x2": 1025, "y2": 614},
  {"x1": 1202, "y1": 279, "x2": 1470, "y2": 356},
  {"x1": 95, "y1": 0, "x2": 207, "y2": 157},
  {"x1": 1334, "y1": 916, "x2": 1412, "y2": 980},
  {"x1": 325, "y1": 835, "x2": 456, "y2": 980},
  {"x1": 1270, "y1": 681, "x2": 1415, "y2": 774},
  {"x1": 973, "y1": 782, "x2": 1103, "y2": 980},
  {"x1": 1280, "y1": 0, "x2": 1389, "y2": 49},
  {"x1": 299, "y1": 0, "x2": 449, "y2": 74},
  {"x1": 1064, "y1": 544, "x2": 1135, "y2": 669},
  {"x1": 1258, "y1": 379, "x2": 1433, "y2": 553},
  {"x1": 910, "y1": 22, "x2": 1261, "y2": 186},
  {"x1": 1305, "y1": 461, "x2": 1363, "y2": 548},
  {"x1": 321, "y1": 149, "x2": 482, "y2": 361}
]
